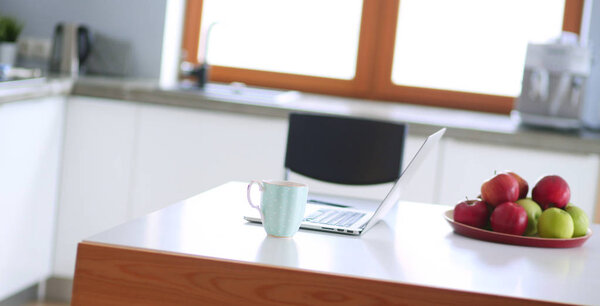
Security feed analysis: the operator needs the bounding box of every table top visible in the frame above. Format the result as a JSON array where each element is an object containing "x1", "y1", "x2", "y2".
[{"x1": 86, "y1": 181, "x2": 600, "y2": 305}]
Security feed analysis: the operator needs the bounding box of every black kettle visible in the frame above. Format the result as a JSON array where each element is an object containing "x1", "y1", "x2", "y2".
[{"x1": 49, "y1": 23, "x2": 92, "y2": 75}]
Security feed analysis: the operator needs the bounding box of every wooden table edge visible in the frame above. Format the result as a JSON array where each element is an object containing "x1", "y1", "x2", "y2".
[{"x1": 71, "y1": 241, "x2": 566, "y2": 306}]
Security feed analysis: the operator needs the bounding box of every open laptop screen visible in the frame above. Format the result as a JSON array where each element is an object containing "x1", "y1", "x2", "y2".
[{"x1": 361, "y1": 128, "x2": 446, "y2": 233}]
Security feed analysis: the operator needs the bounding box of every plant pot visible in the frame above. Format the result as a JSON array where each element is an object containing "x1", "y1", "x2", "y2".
[{"x1": 0, "y1": 42, "x2": 18, "y2": 66}]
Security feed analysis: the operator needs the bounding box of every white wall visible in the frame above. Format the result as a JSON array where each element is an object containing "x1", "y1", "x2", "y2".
[{"x1": 0, "y1": 0, "x2": 169, "y2": 78}]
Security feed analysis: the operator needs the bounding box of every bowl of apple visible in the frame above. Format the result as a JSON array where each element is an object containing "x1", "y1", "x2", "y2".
[{"x1": 445, "y1": 172, "x2": 592, "y2": 248}]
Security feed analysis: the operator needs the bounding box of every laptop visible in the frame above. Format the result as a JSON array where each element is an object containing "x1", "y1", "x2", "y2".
[{"x1": 244, "y1": 128, "x2": 446, "y2": 235}]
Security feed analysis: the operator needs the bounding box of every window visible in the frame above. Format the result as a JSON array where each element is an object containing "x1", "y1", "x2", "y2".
[
  {"x1": 200, "y1": 0, "x2": 363, "y2": 80},
  {"x1": 183, "y1": 0, "x2": 585, "y2": 114}
]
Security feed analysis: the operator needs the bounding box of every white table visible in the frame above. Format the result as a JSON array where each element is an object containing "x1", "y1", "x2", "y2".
[{"x1": 72, "y1": 182, "x2": 599, "y2": 305}]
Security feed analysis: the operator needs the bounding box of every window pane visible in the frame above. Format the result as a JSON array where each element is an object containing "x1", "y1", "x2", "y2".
[
  {"x1": 391, "y1": 0, "x2": 565, "y2": 97},
  {"x1": 200, "y1": 0, "x2": 363, "y2": 80}
]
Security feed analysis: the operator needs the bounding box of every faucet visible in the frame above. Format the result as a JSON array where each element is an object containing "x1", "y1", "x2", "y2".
[
  {"x1": 180, "y1": 22, "x2": 218, "y2": 89},
  {"x1": 180, "y1": 61, "x2": 210, "y2": 88}
]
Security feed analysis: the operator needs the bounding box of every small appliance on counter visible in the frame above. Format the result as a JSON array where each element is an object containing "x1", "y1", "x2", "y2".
[
  {"x1": 49, "y1": 23, "x2": 92, "y2": 76},
  {"x1": 513, "y1": 34, "x2": 592, "y2": 130}
]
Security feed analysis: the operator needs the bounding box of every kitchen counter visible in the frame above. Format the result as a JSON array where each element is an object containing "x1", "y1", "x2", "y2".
[
  {"x1": 2, "y1": 76, "x2": 600, "y2": 155},
  {"x1": 0, "y1": 77, "x2": 72, "y2": 104}
]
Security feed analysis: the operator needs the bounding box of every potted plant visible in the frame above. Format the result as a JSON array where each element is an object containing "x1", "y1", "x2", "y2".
[{"x1": 0, "y1": 15, "x2": 23, "y2": 67}]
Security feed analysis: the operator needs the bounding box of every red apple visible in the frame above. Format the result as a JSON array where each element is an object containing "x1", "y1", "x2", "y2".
[
  {"x1": 481, "y1": 173, "x2": 519, "y2": 207},
  {"x1": 507, "y1": 171, "x2": 529, "y2": 199},
  {"x1": 454, "y1": 199, "x2": 489, "y2": 228},
  {"x1": 532, "y1": 175, "x2": 570, "y2": 210},
  {"x1": 490, "y1": 202, "x2": 528, "y2": 235}
]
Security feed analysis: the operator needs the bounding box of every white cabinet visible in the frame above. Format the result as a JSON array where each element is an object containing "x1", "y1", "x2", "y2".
[
  {"x1": 129, "y1": 104, "x2": 288, "y2": 217},
  {"x1": 437, "y1": 138, "x2": 600, "y2": 216},
  {"x1": 0, "y1": 96, "x2": 65, "y2": 300},
  {"x1": 52, "y1": 96, "x2": 138, "y2": 277}
]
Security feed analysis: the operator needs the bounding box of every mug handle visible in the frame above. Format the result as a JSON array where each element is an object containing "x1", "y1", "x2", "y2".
[{"x1": 247, "y1": 180, "x2": 265, "y2": 220}]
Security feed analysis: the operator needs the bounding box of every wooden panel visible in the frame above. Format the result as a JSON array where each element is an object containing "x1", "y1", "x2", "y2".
[
  {"x1": 72, "y1": 242, "x2": 562, "y2": 306},
  {"x1": 210, "y1": 66, "x2": 361, "y2": 98},
  {"x1": 352, "y1": 0, "x2": 387, "y2": 94},
  {"x1": 374, "y1": 82, "x2": 515, "y2": 114},
  {"x1": 181, "y1": 0, "x2": 202, "y2": 62},
  {"x1": 596, "y1": 165, "x2": 600, "y2": 223},
  {"x1": 563, "y1": 0, "x2": 584, "y2": 34}
]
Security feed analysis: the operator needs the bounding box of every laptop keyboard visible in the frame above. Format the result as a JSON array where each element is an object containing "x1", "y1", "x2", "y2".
[{"x1": 304, "y1": 209, "x2": 366, "y2": 227}]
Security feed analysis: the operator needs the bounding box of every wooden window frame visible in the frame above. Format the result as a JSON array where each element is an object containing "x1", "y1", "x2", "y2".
[{"x1": 182, "y1": 0, "x2": 585, "y2": 114}]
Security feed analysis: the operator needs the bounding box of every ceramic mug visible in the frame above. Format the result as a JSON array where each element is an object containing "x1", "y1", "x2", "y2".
[{"x1": 247, "y1": 180, "x2": 308, "y2": 237}]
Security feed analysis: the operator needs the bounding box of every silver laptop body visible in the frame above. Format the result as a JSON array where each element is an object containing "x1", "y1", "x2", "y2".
[{"x1": 244, "y1": 128, "x2": 446, "y2": 235}]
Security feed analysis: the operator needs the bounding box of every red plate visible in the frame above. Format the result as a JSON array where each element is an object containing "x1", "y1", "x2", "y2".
[{"x1": 444, "y1": 210, "x2": 592, "y2": 248}]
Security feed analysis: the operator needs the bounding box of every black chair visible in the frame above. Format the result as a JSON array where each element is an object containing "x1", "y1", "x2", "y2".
[{"x1": 284, "y1": 113, "x2": 407, "y2": 185}]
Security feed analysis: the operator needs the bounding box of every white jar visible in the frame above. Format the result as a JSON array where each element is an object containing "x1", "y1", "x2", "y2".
[{"x1": 0, "y1": 42, "x2": 18, "y2": 66}]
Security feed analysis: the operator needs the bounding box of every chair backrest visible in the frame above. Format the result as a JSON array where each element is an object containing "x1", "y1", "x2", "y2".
[{"x1": 285, "y1": 113, "x2": 407, "y2": 185}]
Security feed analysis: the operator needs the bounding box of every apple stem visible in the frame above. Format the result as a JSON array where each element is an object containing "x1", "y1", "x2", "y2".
[{"x1": 494, "y1": 170, "x2": 497, "y2": 175}]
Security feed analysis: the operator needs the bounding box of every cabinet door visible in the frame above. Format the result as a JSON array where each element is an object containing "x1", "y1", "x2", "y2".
[
  {"x1": 438, "y1": 139, "x2": 599, "y2": 216},
  {"x1": 0, "y1": 96, "x2": 65, "y2": 300},
  {"x1": 52, "y1": 96, "x2": 138, "y2": 277},
  {"x1": 130, "y1": 104, "x2": 288, "y2": 217}
]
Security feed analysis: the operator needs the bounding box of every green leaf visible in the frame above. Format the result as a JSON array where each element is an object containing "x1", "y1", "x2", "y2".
[{"x1": 0, "y1": 16, "x2": 23, "y2": 42}]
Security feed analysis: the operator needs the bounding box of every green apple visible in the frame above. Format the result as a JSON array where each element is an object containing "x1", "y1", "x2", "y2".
[
  {"x1": 516, "y1": 198, "x2": 542, "y2": 236},
  {"x1": 566, "y1": 205, "x2": 589, "y2": 237},
  {"x1": 538, "y1": 208, "x2": 574, "y2": 239}
]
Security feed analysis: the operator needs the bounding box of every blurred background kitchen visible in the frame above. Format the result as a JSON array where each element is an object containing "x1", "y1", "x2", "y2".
[{"x1": 2, "y1": 0, "x2": 600, "y2": 305}]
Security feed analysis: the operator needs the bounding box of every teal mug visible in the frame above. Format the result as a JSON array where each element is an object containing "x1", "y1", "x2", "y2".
[{"x1": 247, "y1": 180, "x2": 308, "y2": 237}]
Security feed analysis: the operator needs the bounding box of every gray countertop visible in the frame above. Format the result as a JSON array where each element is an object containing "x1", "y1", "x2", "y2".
[
  {"x1": 3, "y1": 76, "x2": 600, "y2": 155},
  {"x1": 0, "y1": 77, "x2": 73, "y2": 103}
]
